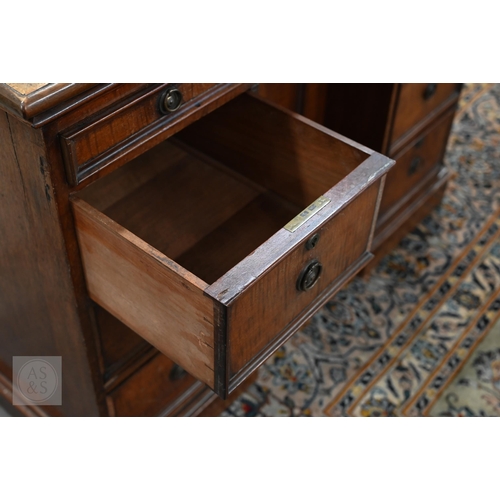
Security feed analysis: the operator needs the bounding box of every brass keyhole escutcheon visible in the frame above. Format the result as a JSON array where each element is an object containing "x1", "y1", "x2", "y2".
[
  {"x1": 305, "y1": 233, "x2": 320, "y2": 250},
  {"x1": 160, "y1": 88, "x2": 183, "y2": 114},
  {"x1": 297, "y1": 259, "x2": 322, "y2": 292}
]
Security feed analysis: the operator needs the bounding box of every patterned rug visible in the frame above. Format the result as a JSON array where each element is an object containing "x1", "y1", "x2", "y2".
[{"x1": 222, "y1": 83, "x2": 500, "y2": 417}]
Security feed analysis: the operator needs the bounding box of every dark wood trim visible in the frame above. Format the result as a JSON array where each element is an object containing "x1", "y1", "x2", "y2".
[
  {"x1": 198, "y1": 371, "x2": 259, "y2": 416},
  {"x1": 227, "y1": 251, "x2": 373, "y2": 394},
  {"x1": 295, "y1": 83, "x2": 306, "y2": 114},
  {"x1": 367, "y1": 176, "x2": 387, "y2": 251},
  {"x1": 381, "y1": 84, "x2": 400, "y2": 154},
  {"x1": 213, "y1": 302, "x2": 229, "y2": 399}
]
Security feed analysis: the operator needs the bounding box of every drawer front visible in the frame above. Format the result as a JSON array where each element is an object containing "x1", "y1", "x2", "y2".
[
  {"x1": 72, "y1": 93, "x2": 394, "y2": 399},
  {"x1": 225, "y1": 179, "x2": 381, "y2": 386},
  {"x1": 390, "y1": 83, "x2": 459, "y2": 146},
  {"x1": 107, "y1": 352, "x2": 198, "y2": 417},
  {"x1": 380, "y1": 109, "x2": 455, "y2": 219},
  {"x1": 61, "y1": 83, "x2": 248, "y2": 185}
]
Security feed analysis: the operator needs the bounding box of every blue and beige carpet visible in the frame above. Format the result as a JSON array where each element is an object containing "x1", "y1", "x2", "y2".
[{"x1": 222, "y1": 83, "x2": 500, "y2": 417}]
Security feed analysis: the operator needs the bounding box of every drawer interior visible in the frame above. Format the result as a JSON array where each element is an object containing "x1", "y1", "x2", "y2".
[
  {"x1": 82, "y1": 140, "x2": 297, "y2": 285},
  {"x1": 79, "y1": 93, "x2": 370, "y2": 286}
]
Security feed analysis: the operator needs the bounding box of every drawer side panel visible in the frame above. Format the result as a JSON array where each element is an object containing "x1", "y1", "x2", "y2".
[{"x1": 71, "y1": 198, "x2": 215, "y2": 389}]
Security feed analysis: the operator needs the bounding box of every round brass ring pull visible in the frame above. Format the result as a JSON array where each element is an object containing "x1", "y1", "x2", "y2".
[
  {"x1": 297, "y1": 259, "x2": 322, "y2": 291},
  {"x1": 160, "y1": 87, "x2": 183, "y2": 113}
]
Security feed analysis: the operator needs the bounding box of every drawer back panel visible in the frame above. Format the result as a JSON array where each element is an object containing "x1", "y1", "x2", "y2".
[{"x1": 176, "y1": 93, "x2": 370, "y2": 208}]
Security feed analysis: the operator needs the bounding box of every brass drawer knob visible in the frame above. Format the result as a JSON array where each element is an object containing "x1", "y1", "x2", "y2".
[
  {"x1": 297, "y1": 259, "x2": 322, "y2": 291},
  {"x1": 160, "y1": 87, "x2": 183, "y2": 114}
]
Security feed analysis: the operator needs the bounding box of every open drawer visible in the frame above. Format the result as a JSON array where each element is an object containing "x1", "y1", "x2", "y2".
[{"x1": 71, "y1": 92, "x2": 394, "y2": 398}]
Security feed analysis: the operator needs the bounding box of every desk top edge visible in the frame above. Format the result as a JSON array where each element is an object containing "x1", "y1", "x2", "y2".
[{"x1": 0, "y1": 83, "x2": 99, "y2": 121}]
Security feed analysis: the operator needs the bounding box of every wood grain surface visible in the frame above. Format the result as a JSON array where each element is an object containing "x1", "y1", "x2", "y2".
[
  {"x1": 0, "y1": 83, "x2": 98, "y2": 121},
  {"x1": 70, "y1": 91, "x2": 394, "y2": 400},
  {"x1": 364, "y1": 167, "x2": 451, "y2": 275},
  {"x1": 60, "y1": 84, "x2": 249, "y2": 185},
  {"x1": 98, "y1": 141, "x2": 260, "y2": 263},
  {"x1": 390, "y1": 83, "x2": 460, "y2": 147},
  {"x1": 323, "y1": 84, "x2": 397, "y2": 153},
  {"x1": 107, "y1": 352, "x2": 198, "y2": 417},
  {"x1": 60, "y1": 84, "x2": 216, "y2": 183},
  {"x1": 71, "y1": 197, "x2": 216, "y2": 388},
  {"x1": 379, "y1": 108, "x2": 455, "y2": 217},
  {"x1": 225, "y1": 180, "x2": 382, "y2": 378},
  {"x1": 6, "y1": 83, "x2": 48, "y2": 95},
  {"x1": 176, "y1": 93, "x2": 373, "y2": 207},
  {"x1": 0, "y1": 111, "x2": 101, "y2": 416}
]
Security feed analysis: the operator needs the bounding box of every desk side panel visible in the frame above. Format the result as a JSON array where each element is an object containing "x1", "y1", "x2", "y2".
[{"x1": 0, "y1": 111, "x2": 100, "y2": 416}]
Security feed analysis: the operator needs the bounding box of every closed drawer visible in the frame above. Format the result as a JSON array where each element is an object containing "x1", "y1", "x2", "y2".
[
  {"x1": 107, "y1": 352, "x2": 198, "y2": 417},
  {"x1": 93, "y1": 304, "x2": 151, "y2": 378},
  {"x1": 380, "y1": 108, "x2": 455, "y2": 219},
  {"x1": 375, "y1": 165, "x2": 450, "y2": 247},
  {"x1": 60, "y1": 83, "x2": 244, "y2": 185},
  {"x1": 390, "y1": 83, "x2": 460, "y2": 147},
  {"x1": 71, "y1": 92, "x2": 394, "y2": 398}
]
